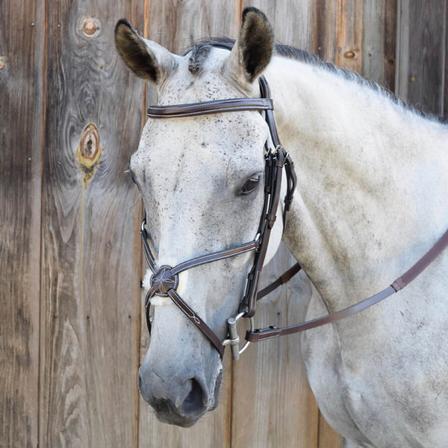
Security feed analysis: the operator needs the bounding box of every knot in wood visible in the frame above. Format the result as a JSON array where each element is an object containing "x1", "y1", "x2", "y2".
[
  {"x1": 343, "y1": 50, "x2": 356, "y2": 59},
  {"x1": 0, "y1": 56, "x2": 7, "y2": 70},
  {"x1": 76, "y1": 123, "x2": 102, "y2": 184},
  {"x1": 81, "y1": 17, "x2": 101, "y2": 37},
  {"x1": 79, "y1": 123, "x2": 100, "y2": 161}
]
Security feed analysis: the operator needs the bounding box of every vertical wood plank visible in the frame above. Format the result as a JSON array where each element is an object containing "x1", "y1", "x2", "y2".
[
  {"x1": 147, "y1": 0, "x2": 241, "y2": 53},
  {"x1": 138, "y1": 2, "x2": 240, "y2": 447},
  {"x1": 316, "y1": 0, "x2": 364, "y2": 73},
  {"x1": 243, "y1": 0, "x2": 317, "y2": 50},
  {"x1": 235, "y1": 3, "x2": 320, "y2": 447},
  {"x1": 0, "y1": 1, "x2": 44, "y2": 447},
  {"x1": 231, "y1": 248, "x2": 319, "y2": 448},
  {"x1": 235, "y1": 2, "x2": 317, "y2": 447},
  {"x1": 396, "y1": 0, "x2": 447, "y2": 116},
  {"x1": 316, "y1": 2, "x2": 398, "y2": 446},
  {"x1": 39, "y1": 1, "x2": 144, "y2": 447},
  {"x1": 318, "y1": 414, "x2": 342, "y2": 448},
  {"x1": 362, "y1": 0, "x2": 397, "y2": 90},
  {"x1": 445, "y1": 3, "x2": 448, "y2": 121}
]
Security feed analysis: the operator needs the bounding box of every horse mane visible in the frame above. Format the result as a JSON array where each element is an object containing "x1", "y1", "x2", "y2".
[{"x1": 187, "y1": 37, "x2": 446, "y2": 125}]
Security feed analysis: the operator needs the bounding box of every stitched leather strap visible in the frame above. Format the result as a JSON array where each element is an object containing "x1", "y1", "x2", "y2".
[
  {"x1": 167, "y1": 289, "x2": 225, "y2": 357},
  {"x1": 391, "y1": 228, "x2": 448, "y2": 291},
  {"x1": 257, "y1": 262, "x2": 302, "y2": 300},
  {"x1": 141, "y1": 220, "x2": 157, "y2": 273},
  {"x1": 170, "y1": 240, "x2": 258, "y2": 276},
  {"x1": 148, "y1": 98, "x2": 273, "y2": 118},
  {"x1": 247, "y1": 286, "x2": 396, "y2": 341},
  {"x1": 247, "y1": 228, "x2": 448, "y2": 342}
]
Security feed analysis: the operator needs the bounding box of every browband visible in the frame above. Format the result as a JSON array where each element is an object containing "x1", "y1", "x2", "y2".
[{"x1": 147, "y1": 97, "x2": 273, "y2": 118}]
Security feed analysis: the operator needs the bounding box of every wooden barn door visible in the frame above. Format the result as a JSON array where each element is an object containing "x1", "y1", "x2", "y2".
[
  {"x1": 0, "y1": 1, "x2": 45, "y2": 446},
  {"x1": 39, "y1": 1, "x2": 144, "y2": 447}
]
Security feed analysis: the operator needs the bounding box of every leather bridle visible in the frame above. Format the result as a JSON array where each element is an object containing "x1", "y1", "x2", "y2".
[{"x1": 141, "y1": 42, "x2": 448, "y2": 360}]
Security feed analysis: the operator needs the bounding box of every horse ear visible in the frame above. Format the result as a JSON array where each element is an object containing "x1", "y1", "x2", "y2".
[
  {"x1": 226, "y1": 7, "x2": 274, "y2": 85},
  {"x1": 115, "y1": 19, "x2": 177, "y2": 84}
]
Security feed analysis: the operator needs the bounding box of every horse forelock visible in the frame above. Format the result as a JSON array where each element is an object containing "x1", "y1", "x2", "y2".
[{"x1": 188, "y1": 43, "x2": 212, "y2": 74}]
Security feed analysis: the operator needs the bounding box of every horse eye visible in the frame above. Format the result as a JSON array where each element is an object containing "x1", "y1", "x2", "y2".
[{"x1": 239, "y1": 174, "x2": 261, "y2": 196}]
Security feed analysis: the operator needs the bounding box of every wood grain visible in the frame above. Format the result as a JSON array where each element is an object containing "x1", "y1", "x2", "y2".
[
  {"x1": 318, "y1": 413, "x2": 343, "y2": 448},
  {"x1": 315, "y1": 0, "x2": 364, "y2": 73},
  {"x1": 234, "y1": 3, "x2": 323, "y2": 447},
  {"x1": 445, "y1": 3, "x2": 448, "y2": 121},
  {"x1": 238, "y1": 2, "x2": 338, "y2": 447},
  {"x1": 362, "y1": 0, "x2": 397, "y2": 90},
  {"x1": 443, "y1": 2, "x2": 448, "y2": 122},
  {"x1": 243, "y1": 0, "x2": 317, "y2": 50},
  {"x1": 39, "y1": 1, "x2": 144, "y2": 447},
  {"x1": 396, "y1": 0, "x2": 447, "y2": 116},
  {"x1": 231, "y1": 248, "x2": 319, "y2": 448},
  {"x1": 146, "y1": 0, "x2": 241, "y2": 53},
  {"x1": 314, "y1": 2, "x2": 399, "y2": 445},
  {"x1": 0, "y1": 1, "x2": 44, "y2": 447},
  {"x1": 137, "y1": 2, "x2": 240, "y2": 447}
]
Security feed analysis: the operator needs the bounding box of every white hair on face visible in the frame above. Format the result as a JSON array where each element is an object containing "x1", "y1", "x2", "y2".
[{"x1": 142, "y1": 268, "x2": 152, "y2": 291}]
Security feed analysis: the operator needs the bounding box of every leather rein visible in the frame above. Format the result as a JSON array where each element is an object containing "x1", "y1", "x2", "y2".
[{"x1": 141, "y1": 43, "x2": 448, "y2": 360}]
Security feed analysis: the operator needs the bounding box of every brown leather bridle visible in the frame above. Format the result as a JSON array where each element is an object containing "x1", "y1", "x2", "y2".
[{"x1": 141, "y1": 42, "x2": 448, "y2": 360}]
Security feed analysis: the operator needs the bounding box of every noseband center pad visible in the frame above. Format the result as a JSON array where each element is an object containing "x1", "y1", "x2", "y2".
[{"x1": 150, "y1": 265, "x2": 179, "y2": 296}]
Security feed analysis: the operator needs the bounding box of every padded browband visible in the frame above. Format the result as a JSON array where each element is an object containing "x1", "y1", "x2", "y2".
[{"x1": 147, "y1": 97, "x2": 273, "y2": 118}]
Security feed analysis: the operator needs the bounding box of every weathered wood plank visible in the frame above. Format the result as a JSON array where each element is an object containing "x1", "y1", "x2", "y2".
[
  {"x1": 39, "y1": 2, "x2": 144, "y2": 447},
  {"x1": 445, "y1": 3, "x2": 448, "y2": 121},
  {"x1": 0, "y1": 1, "x2": 44, "y2": 447},
  {"x1": 315, "y1": 0, "x2": 364, "y2": 73},
  {"x1": 315, "y1": 2, "x2": 400, "y2": 446},
  {"x1": 235, "y1": 3, "x2": 320, "y2": 447},
  {"x1": 147, "y1": 0, "x2": 241, "y2": 53},
  {"x1": 138, "y1": 2, "x2": 239, "y2": 447},
  {"x1": 318, "y1": 413, "x2": 343, "y2": 448},
  {"x1": 396, "y1": 0, "x2": 447, "y2": 116},
  {"x1": 231, "y1": 248, "x2": 319, "y2": 448},
  {"x1": 362, "y1": 0, "x2": 397, "y2": 90},
  {"x1": 243, "y1": 0, "x2": 317, "y2": 50}
]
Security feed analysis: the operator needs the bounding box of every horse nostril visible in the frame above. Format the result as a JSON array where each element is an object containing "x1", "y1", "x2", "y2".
[{"x1": 181, "y1": 379, "x2": 205, "y2": 415}]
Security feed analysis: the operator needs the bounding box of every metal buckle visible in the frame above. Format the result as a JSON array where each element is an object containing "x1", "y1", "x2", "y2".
[{"x1": 222, "y1": 312, "x2": 254, "y2": 361}]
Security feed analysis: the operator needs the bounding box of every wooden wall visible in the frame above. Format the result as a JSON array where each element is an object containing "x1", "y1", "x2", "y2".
[{"x1": 1, "y1": 1, "x2": 446, "y2": 447}]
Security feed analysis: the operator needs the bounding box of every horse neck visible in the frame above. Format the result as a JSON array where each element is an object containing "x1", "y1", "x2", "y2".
[{"x1": 265, "y1": 56, "x2": 448, "y2": 309}]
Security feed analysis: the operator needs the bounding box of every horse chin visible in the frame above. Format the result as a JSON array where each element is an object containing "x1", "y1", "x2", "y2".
[{"x1": 154, "y1": 404, "x2": 206, "y2": 428}]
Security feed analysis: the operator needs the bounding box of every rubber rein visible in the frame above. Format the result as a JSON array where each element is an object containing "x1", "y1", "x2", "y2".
[{"x1": 142, "y1": 44, "x2": 448, "y2": 360}]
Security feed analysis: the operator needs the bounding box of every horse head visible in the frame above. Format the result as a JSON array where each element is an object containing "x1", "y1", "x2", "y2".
[{"x1": 115, "y1": 8, "x2": 278, "y2": 427}]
